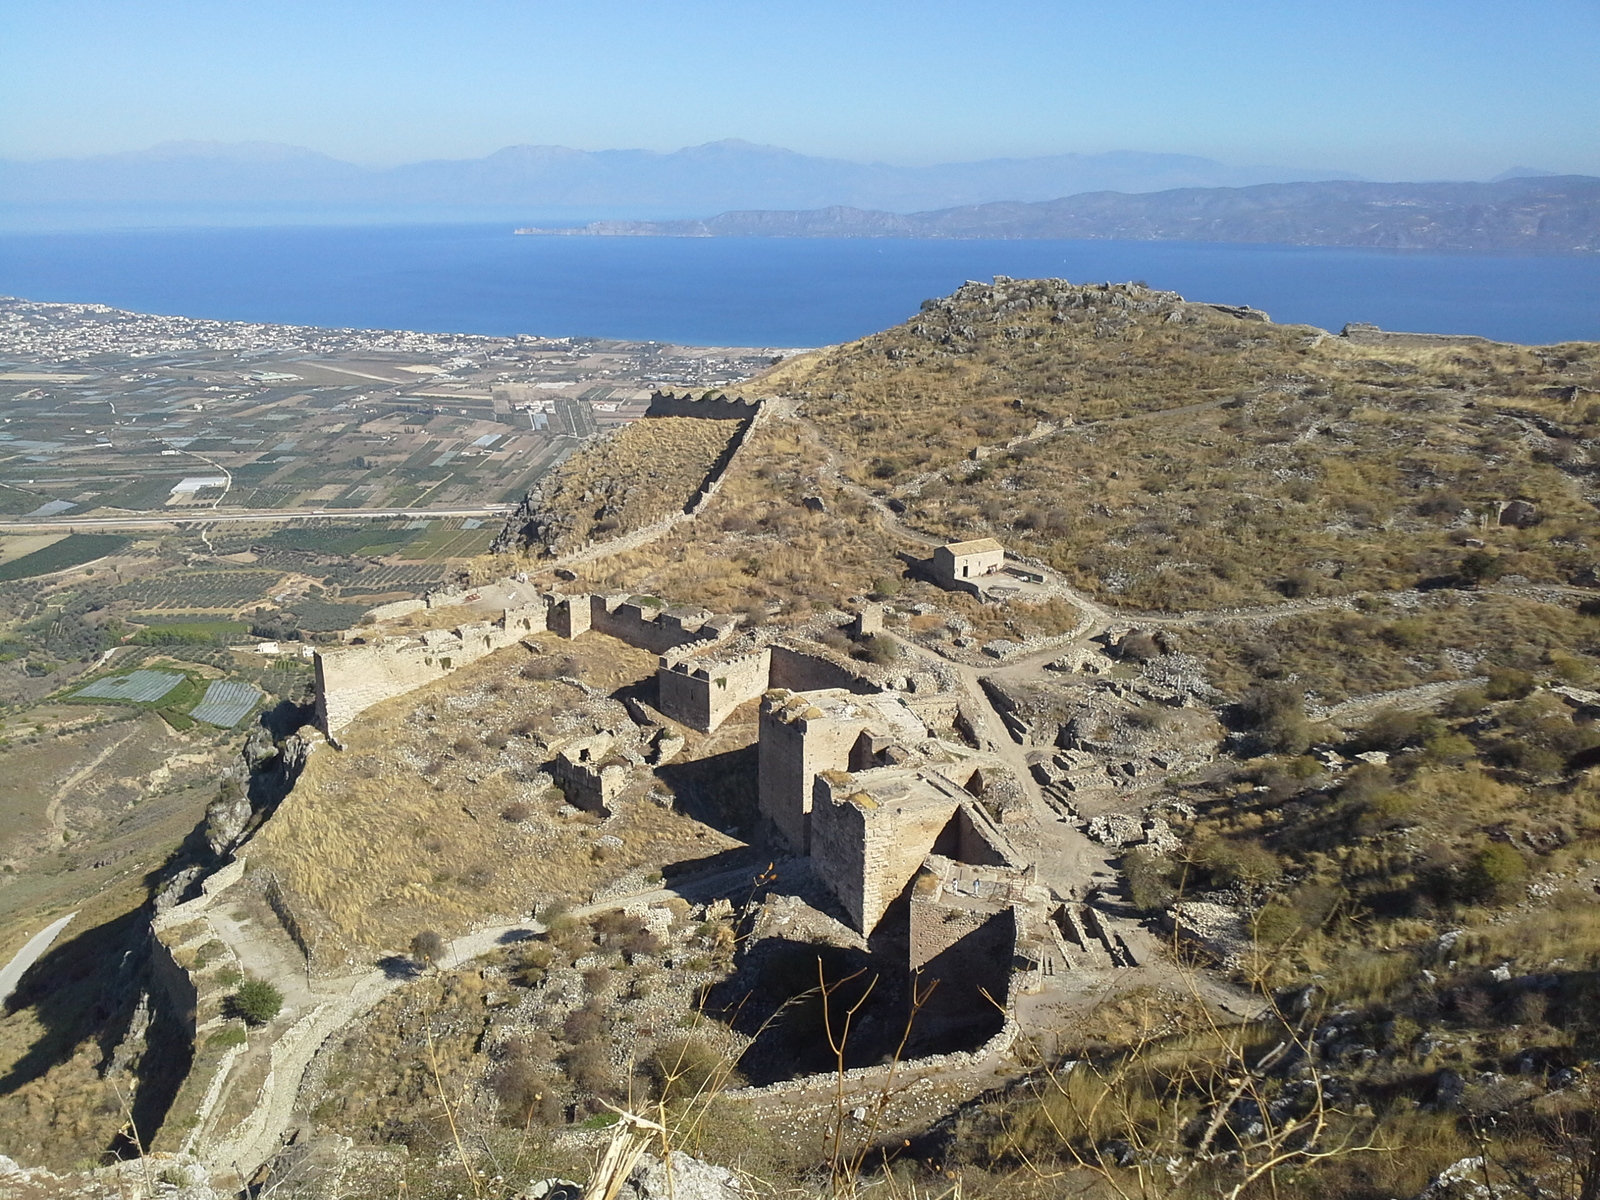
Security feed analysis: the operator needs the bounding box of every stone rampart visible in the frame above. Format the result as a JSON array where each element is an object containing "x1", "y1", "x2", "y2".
[
  {"x1": 314, "y1": 601, "x2": 547, "y2": 736},
  {"x1": 590, "y1": 594, "x2": 740, "y2": 656},
  {"x1": 769, "y1": 643, "x2": 876, "y2": 694},
  {"x1": 1340, "y1": 322, "x2": 1496, "y2": 348},
  {"x1": 644, "y1": 390, "x2": 761, "y2": 420},
  {"x1": 364, "y1": 597, "x2": 426, "y2": 621}
]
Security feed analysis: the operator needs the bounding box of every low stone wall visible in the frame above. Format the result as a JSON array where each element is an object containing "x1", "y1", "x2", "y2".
[
  {"x1": 725, "y1": 1015, "x2": 1020, "y2": 1099},
  {"x1": 1340, "y1": 321, "x2": 1495, "y2": 348},
  {"x1": 364, "y1": 597, "x2": 426, "y2": 621},
  {"x1": 590, "y1": 595, "x2": 739, "y2": 656}
]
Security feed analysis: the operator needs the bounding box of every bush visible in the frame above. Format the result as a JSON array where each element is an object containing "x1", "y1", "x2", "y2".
[
  {"x1": 501, "y1": 802, "x2": 533, "y2": 823},
  {"x1": 857, "y1": 634, "x2": 900, "y2": 665},
  {"x1": 1124, "y1": 847, "x2": 1178, "y2": 913},
  {"x1": 563, "y1": 1002, "x2": 607, "y2": 1044},
  {"x1": 1459, "y1": 843, "x2": 1527, "y2": 903},
  {"x1": 492, "y1": 1056, "x2": 565, "y2": 1126},
  {"x1": 410, "y1": 930, "x2": 446, "y2": 966},
  {"x1": 1251, "y1": 901, "x2": 1302, "y2": 947},
  {"x1": 1191, "y1": 838, "x2": 1283, "y2": 889},
  {"x1": 647, "y1": 1037, "x2": 736, "y2": 1101},
  {"x1": 1238, "y1": 683, "x2": 1311, "y2": 756},
  {"x1": 1485, "y1": 667, "x2": 1536, "y2": 701},
  {"x1": 230, "y1": 978, "x2": 283, "y2": 1026},
  {"x1": 1117, "y1": 630, "x2": 1162, "y2": 662},
  {"x1": 1459, "y1": 551, "x2": 1504, "y2": 585}
]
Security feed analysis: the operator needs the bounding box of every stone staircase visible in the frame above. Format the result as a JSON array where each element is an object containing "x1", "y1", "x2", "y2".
[{"x1": 1050, "y1": 901, "x2": 1139, "y2": 970}]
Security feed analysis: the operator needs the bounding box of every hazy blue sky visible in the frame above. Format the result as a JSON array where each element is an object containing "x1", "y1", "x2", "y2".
[{"x1": 3, "y1": 0, "x2": 1597, "y2": 178}]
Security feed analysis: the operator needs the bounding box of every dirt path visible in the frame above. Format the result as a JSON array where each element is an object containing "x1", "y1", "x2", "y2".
[
  {"x1": 199, "y1": 862, "x2": 768, "y2": 1180},
  {"x1": 43, "y1": 729, "x2": 138, "y2": 835}
]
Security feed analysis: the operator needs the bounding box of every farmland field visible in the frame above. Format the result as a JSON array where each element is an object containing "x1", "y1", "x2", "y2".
[
  {"x1": 0, "y1": 534, "x2": 66, "y2": 565},
  {"x1": 112, "y1": 570, "x2": 283, "y2": 610},
  {"x1": 72, "y1": 669, "x2": 184, "y2": 703},
  {"x1": 0, "y1": 534, "x2": 131, "y2": 581},
  {"x1": 283, "y1": 599, "x2": 369, "y2": 631},
  {"x1": 189, "y1": 679, "x2": 262, "y2": 727}
]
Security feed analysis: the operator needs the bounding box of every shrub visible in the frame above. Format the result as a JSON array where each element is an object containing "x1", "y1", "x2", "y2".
[
  {"x1": 563, "y1": 1002, "x2": 606, "y2": 1044},
  {"x1": 410, "y1": 930, "x2": 446, "y2": 966},
  {"x1": 1191, "y1": 838, "x2": 1283, "y2": 889},
  {"x1": 858, "y1": 634, "x2": 900, "y2": 665},
  {"x1": 1459, "y1": 843, "x2": 1527, "y2": 903},
  {"x1": 492, "y1": 1056, "x2": 565, "y2": 1126},
  {"x1": 1124, "y1": 847, "x2": 1177, "y2": 913},
  {"x1": 1251, "y1": 901, "x2": 1302, "y2": 946},
  {"x1": 501, "y1": 802, "x2": 533, "y2": 823},
  {"x1": 1459, "y1": 551, "x2": 1504, "y2": 585},
  {"x1": 1117, "y1": 630, "x2": 1162, "y2": 662},
  {"x1": 1356, "y1": 709, "x2": 1422, "y2": 753},
  {"x1": 1485, "y1": 667, "x2": 1536, "y2": 701},
  {"x1": 564, "y1": 1039, "x2": 618, "y2": 1097},
  {"x1": 871, "y1": 576, "x2": 902, "y2": 597},
  {"x1": 511, "y1": 942, "x2": 552, "y2": 988},
  {"x1": 1238, "y1": 683, "x2": 1311, "y2": 756},
  {"x1": 230, "y1": 978, "x2": 283, "y2": 1026},
  {"x1": 647, "y1": 1037, "x2": 736, "y2": 1101}
]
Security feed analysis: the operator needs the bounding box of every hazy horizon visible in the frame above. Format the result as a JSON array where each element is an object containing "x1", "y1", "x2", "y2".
[{"x1": 3, "y1": 0, "x2": 1597, "y2": 181}]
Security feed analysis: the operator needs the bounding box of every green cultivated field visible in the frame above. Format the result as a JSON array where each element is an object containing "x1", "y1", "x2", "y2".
[
  {"x1": 0, "y1": 534, "x2": 131, "y2": 581},
  {"x1": 112, "y1": 569, "x2": 283, "y2": 610}
]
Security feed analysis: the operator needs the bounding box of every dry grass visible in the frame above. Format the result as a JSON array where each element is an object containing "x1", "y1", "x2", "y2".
[
  {"x1": 517, "y1": 418, "x2": 910, "y2": 614},
  {"x1": 248, "y1": 635, "x2": 742, "y2": 957},
  {"x1": 516, "y1": 417, "x2": 743, "y2": 554},
  {"x1": 779, "y1": 278, "x2": 1600, "y2": 613}
]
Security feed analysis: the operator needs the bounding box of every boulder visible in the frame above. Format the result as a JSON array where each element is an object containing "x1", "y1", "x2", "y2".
[{"x1": 627, "y1": 1152, "x2": 743, "y2": 1200}]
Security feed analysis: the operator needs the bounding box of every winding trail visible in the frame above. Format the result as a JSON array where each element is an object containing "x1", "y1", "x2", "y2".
[
  {"x1": 193, "y1": 403, "x2": 1592, "y2": 1180},
  {"x1": 197, "y1": 862, "x2": 768, "y2": 1180}
]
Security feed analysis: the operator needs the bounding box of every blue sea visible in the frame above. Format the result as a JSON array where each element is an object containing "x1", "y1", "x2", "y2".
[{"x1": 1, "y1": 223, "x2": 1597, "y2": 347}]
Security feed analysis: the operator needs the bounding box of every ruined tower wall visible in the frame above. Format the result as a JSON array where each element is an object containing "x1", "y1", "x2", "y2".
[
  {"x1": 589, "y1": 595, "x2": 737, "y2": 656},
  {"x1": 656, "y1": 647, "x2": 772, "y2": 732},
  {"x1": 757, "y1": 699, "x2": 865, "y2": 853},
  {"x1": 907, "y1": 900, "x2": 1014, "y2": 1051},
  {"x1": 811, "y1": 779, "x2": 961, "y2": 935},
  {"x1": 769, "y1": 644, "x2": 874, "y2": 694}
]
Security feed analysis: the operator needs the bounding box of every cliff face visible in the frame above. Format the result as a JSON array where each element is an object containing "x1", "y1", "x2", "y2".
[{"x1": 523, "y1": 175, "x2": 1600, "y2": 253}]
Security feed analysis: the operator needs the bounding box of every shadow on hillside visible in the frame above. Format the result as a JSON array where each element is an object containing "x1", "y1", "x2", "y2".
[
  {"x1": 654, "y1": 744, "x2": 758, "y2": 835},
  {"x1": 703, "y1": 936, "x2": 907, "y2": 1085}
]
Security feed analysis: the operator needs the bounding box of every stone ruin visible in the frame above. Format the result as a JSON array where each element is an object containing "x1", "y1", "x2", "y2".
[{"x1": 314, "y1": 583, "x2": 1119, "y2": 1058}]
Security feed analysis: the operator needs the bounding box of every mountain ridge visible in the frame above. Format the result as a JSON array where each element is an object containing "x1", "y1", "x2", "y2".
[
  {"x1": 0, "y1": 138, "x2": 1360, "y2": 216},
  {"x1": 519, "y1": 175, "x2": 1600, "y2": 253}
]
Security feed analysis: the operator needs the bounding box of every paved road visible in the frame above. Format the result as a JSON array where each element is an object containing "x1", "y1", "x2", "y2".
[
  {"x1": 0, "y1": 913, "x2": 77, "y2": 1008},
  {"x1": 0, "y1": 505, "x2": 514, "y2": 532}
]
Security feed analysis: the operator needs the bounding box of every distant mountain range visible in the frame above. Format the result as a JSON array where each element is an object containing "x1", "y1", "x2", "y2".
[
  {"x1": 521, "y1": 176, "x2": 1600, "y2": 254},
  {"x1": 0, "y1": 139, "x2": 1361, "y2": 219}
]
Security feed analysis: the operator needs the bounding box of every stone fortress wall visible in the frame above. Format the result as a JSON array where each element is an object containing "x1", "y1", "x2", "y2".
[
  {"x1": 643, "y1": 390, "x2": 762, "y2": 420},
  {"x1": 314, "y1": 601, "x2": 548, "y2": 736}
]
